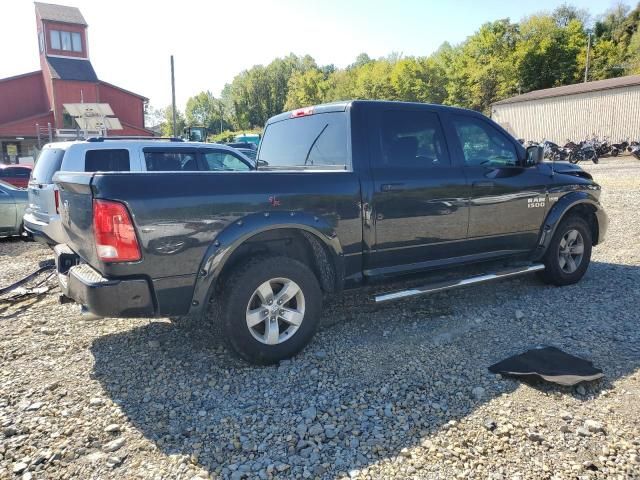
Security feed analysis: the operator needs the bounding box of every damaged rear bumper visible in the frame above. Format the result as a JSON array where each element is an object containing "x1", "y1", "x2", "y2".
[{"x1": 55, "y1": 244, "x2": 155, "y2": 317}]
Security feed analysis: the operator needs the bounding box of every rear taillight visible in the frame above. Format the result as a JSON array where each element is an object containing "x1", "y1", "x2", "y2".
[
  {"x1": 93, "y1": 199, "x2": 141, "y2": 262},
  {"x1": 54, "y1": 189, "x2": 60, "y2": 213}
]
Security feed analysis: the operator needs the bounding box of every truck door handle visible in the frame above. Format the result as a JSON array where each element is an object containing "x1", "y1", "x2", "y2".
[
  {"x1": 472, "y1": 181, "x2": 495, "y2": 188},
  {"x1": 381, "y1": 183, "x2": 405, "y2": 192}
]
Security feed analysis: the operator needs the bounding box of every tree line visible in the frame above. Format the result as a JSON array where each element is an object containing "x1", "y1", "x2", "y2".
[{"x1": 149, "y1": 3, "x2": 640, "y2": 137}]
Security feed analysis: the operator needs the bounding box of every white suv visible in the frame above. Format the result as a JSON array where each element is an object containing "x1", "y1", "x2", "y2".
[{"x1": 24, "y1": 138, "x2": 253, "y2": 246}]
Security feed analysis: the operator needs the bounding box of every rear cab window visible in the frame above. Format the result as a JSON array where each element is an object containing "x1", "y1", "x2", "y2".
[
  {"x1": 31, "y1": 148, "x2": 65, "y2": 183},
  {"x1": 85, "y1": 149, "x2": 130, "y2": 172},
  {"x1": 258, "y1": 111, "x2": 350, "y2": 169}
]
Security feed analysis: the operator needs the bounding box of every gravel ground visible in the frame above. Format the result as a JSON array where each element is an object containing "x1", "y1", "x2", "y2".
[{"x1": 1, "y1": 156, "x2": 639, "y2": 480}]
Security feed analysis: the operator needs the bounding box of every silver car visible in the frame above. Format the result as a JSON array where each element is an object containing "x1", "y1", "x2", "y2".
[
  {"x1": 24, "y1": 139, "x2": 253, "y2": 246},
  {"x1": 0, "y1": 180, "x2": 27, "y2": 237}
]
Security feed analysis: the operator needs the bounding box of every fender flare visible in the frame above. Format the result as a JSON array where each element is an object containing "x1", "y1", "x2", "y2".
[
  {"x1": 187, "y1": 211, "x2": 344, "y2": 315},
  {"x1": 532, "y1": 190, "x2": 602, "y2": 260}
]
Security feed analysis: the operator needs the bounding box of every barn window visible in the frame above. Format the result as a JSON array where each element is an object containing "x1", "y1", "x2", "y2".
[
  {"x1": 50, "y1": 30, "x2": 61, "y2": 49},
  {"x1": 49, "y1": 30, "x2": 82, "y2": 53},
  {"x1": 71, "y1": 32, "x2": 82, "y2": 52},
  {"x1": 60, "y1": 31, "x2": 72, "y2": 50}
]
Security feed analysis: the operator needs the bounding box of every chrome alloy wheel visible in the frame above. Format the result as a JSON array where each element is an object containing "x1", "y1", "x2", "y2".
[
  {"x1": 245, "y1": 277, "x2": 305, "y2": 345},
  {"x1": 558, "y1": 229, "x2": 584, "y2": 274}
]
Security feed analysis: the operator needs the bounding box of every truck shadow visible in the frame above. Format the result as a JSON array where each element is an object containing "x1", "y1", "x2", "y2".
[{"x1": 90, "y1": 260, "x2": 640, "y2": 478}]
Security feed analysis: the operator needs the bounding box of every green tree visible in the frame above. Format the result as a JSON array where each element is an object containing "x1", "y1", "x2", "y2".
[
  {"x1": 595, "y1": 4, "x2": 631, "y2": 42},
  {"x1": 349, "y1": 53, "x2": 373, "y2": 69},
  {"x1": 515, "y1": 15, "x2": 585, "y2": 90},
  {"x1": 161, "y1": 105, "x2": 185, "y2": 137},
  {"x1": 324, "y1": 68, "x2": 357, "y2": 102},
  {"x1": 185, "y1": 91, "x2": 228, "y2": 134},
  {"x1": 144, "y1": 105, "x2": 165, "y2": 131},
  {"x1": 389, "y1": 57, "x2": 447, "y2": 104},
  {"x1": 627, "y1": 29, "x2": 640, "y2": 73},
  {"x1": 284, "y1": 69, "x2": 330, "y2": 110},
  {"x1": 351, "y1": 59, "x2": 396, "y2": 99},
  {"x1": 589, "y1": 39, "x2": 628, "y2": 79},
  {"x1": 592, "y1": 3, "x2": 639, "y2": 78},
  {"x1": 553, "y1": 3, "x2": 589, "y2": 27},
  {"x1": 444, "y1": 19, "x2": 519, "y2": 112},
  {"x1": 225, "y1": 53, "x2": 318, "y2": 128}
]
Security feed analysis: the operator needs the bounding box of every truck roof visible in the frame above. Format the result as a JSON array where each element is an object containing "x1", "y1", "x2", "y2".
[{"x1": 266, "y1": 100, "x2": 485, "y2": 125}]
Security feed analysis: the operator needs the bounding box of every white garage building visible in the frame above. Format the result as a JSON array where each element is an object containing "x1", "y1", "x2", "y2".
[{"x1": 491, "y1": 75, "x2": 640, "y2": 144}]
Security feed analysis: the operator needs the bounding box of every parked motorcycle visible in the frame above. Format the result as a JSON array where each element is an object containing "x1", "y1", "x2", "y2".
[
  {"x1": 521, "y1": 135, "x2": 625, "y2": 163},
  {"x1": 631, "y1": 145, "x2": 640, "y2": 160},
  {"x1": 542, "y1": 140, "x2": 572, "y2": 162},
  {"x1": 592, "y1": 136, "x2": 611, "y2": 157},
  {"x1": 567, "y1": 140, "x2": 599, "y2": 164},
  {"x1": 610, "y1": 139, "x2": 629, "y2": 157}
]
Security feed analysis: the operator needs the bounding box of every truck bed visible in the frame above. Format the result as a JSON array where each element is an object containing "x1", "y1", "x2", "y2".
[{"x1": 55, "y1": 170, "x2": 363, "y2": 315}]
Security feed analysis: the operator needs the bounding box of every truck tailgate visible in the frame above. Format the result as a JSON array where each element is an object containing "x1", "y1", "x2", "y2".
[{"x1": 54, "y1": 172, "x2": 99, "y2": 266}]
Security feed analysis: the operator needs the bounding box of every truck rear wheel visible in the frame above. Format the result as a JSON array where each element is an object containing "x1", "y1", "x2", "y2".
[
  {"x1": 538, "y1": 215, "x2": 592, "y2": 286},
  {"x1": 220, "y1": 256, "x2": 322, "y2": 365}
]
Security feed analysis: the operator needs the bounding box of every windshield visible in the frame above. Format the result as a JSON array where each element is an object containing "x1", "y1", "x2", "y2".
[
  {"x1": 258, "y1": 112, "x2": 349, "y2": 168},
  {"x1": 31, "y1": 148, "x2": 64, "y2": 183}
]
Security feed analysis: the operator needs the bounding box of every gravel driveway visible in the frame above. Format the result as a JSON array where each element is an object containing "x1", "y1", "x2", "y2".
[{"x1": 1, "y1": 157, "x2": 639, "y2": 480}]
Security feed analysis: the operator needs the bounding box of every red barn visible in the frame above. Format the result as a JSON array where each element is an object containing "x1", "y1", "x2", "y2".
[{"x1": 0, "y1": 2, "x2": 152, "y2": 164}]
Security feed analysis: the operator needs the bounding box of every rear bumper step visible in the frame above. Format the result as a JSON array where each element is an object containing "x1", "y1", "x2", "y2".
[
  {"x1": 54, "y1": 244, "x2": 155, "y2": 318},
  {"x1": 374, "y1": 264, "x2": 545, "y2": 303}
]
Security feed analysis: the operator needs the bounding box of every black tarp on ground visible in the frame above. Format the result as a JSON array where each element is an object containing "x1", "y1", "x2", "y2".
[{"x1": 488, "y1": 346, "x2": 604, "y2": 386}]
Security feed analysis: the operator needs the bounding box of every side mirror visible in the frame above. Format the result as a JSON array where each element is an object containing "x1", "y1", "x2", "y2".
[
  {"x1": 526, "y1": 145, "x2": 544, "y2": 165},
  {"x1": 256, "y1": 159, "x2": 268, "y2": 168}
]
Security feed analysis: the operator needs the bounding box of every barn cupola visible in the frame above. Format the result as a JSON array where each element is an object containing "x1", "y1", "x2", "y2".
[{"x1": 35, "y1": 2, "x2": 98, "y2": 83}]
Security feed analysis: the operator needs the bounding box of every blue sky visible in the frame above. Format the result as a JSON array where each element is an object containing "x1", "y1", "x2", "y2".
[{"x1": 1, "y1": 0, "x2": 619, "y2": 109}]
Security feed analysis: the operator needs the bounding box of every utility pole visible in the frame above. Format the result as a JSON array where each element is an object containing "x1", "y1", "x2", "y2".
[
  {"x1": 584, "y1": 31, "x2": 592, "y2": 83},
  {"x1": 219, "y1": 102, "x2": 223, "y2": 134},
  {"x1": 170, "y1": 55, "x2": 177, "y2": 137}
]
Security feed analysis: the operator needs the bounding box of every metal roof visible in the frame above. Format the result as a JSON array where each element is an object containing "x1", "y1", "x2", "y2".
[
  {"x1": 47, "y1": 56, "x2": 98, "y2": 82},
  {"x1": 35, "y1": 2, "x2": 87, "y2": 26},
  {"x1": 493, "y1": 75, "x2": 640, "y2": 106}
]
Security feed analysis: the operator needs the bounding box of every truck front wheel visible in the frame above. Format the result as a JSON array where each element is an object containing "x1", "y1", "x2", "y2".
[
  {"x1": 220, "y1": 256, "x2": 322, "y2": 365},
  {"x1": 538, "y1": 216, "x2": 592, "y2": 286}
]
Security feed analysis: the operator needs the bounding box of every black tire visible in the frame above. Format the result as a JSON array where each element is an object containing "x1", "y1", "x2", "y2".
[
  {"x1": 219, "y1": 256, "x2": 322, "y2": 365},
  {"x1": 611, "y1": 149, "x2": 619, "y2": 157},
  {"x1": 538, "y1": 216, "x2": 592, "y2": 286},
  {"x1": 18, "y1": 223, "x2": 31, "y2": 241}
]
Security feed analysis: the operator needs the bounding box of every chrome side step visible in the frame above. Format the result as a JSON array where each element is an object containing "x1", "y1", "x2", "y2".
[{"x1": 374, "y1": 264, "x2": 545, "y2": 303}]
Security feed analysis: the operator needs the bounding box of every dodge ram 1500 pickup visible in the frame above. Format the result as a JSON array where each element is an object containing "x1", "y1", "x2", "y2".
[{"x1": 54, "y1": 100, "x2": 608, "y2": 364}]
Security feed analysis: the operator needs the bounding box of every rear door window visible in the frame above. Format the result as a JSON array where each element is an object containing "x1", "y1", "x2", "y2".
[
  {"x1": 379, "y1": 110, "x2": 450, "y2": 168},
  {"x1": 258, "y1": 112, "x2": 349, "y2": 168},
  {"x1": 143, "y1": 149, "x2": 198, "y2": 171},
  {"x1": 31, "y1": 148, "x2": 64, "y2": 183},
  {"x1": 85, "y1": 149, "x2": 130, "y2": 172},
  {"x1": 201, "y1": 150, "x2": 251, "y2": 171}
]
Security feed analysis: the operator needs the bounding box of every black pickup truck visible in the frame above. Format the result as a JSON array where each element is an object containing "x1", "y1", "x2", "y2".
[{"x1": 54, "y1": 100, "x2": 608, "y2": 364}]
